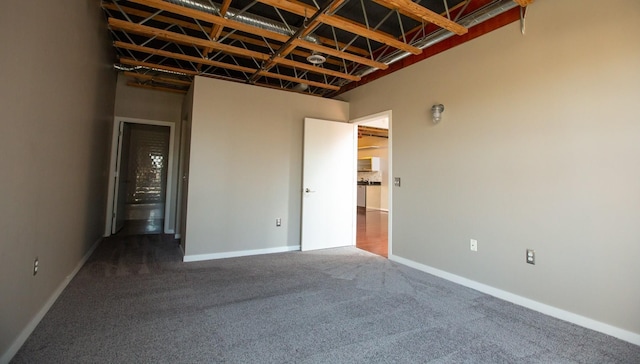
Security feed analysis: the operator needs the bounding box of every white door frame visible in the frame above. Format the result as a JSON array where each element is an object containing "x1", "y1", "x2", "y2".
[
  {"x1": 104, "y1": 116, "x2": 176, "y2": 236},
  {"x1": 351, "y1": 110, "x2": 392, "y2": 256}
]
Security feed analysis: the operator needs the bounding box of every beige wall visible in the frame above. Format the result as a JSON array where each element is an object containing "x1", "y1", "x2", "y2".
[
  {"x1": 0, "y1": 1, "x2": 117, "y2": 360},
  {"x1": 113, "y1": 73, "x2": 185, "y2": 233},
  {"x1": 114, "y1": 73, "x2": 184, "y2": 122},
  {"x1": 184, "y1": 77, "x2": 349, "y2": 257},
  {"x1": 342, "y1": 0, "x2": 640, "y2": 337}
]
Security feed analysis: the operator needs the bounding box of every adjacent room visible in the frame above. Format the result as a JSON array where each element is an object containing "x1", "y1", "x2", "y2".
[{"x1": 2, "y1": 0, "x2": 640, "y2": 362}]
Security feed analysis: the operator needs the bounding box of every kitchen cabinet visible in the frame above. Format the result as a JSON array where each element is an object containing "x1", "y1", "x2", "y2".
[
  {"x1": 357, "y1": 157, "x2": 380, "y2": 172},
  {"x1": 357, "y1": 185, "x2": 366, "y2": 207},
  {"x1": 366, "y1": 185, "x2": 381, "y2": 210}
]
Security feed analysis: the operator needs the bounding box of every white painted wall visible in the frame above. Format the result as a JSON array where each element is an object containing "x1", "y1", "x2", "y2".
[
  {"x1": 0, "y1": 2, "x2": 116, "y2": 360},
  {"x1": 184, "y1": 77, "x2": 349, "y2": 258},
  {"x1": 113, "y1": 74, "x2": 185, "y2": 233},
  {"x1": 342, "y1": 0, "x2": 640, "y2": 339}
]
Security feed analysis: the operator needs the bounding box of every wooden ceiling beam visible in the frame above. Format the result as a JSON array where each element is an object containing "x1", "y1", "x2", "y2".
[
  {"x1": 129, "y1": 0, "x2": 385, "y2": 69},
  {"x1": 372, "y1": 0, "x2": 468, "y2": 25},
  {"x1": 375, "y1": 0, "x2": 468, "y2": 35},
  {"x1": 314, "y1": 34, "x2": 369, "y2": 57},
  {"x1": 220, "y1": 32, "x2": 344, "y2": 67},
  {"x1": 103, "y1": 3, "x2": 370, "y2": 58},
  {"x1": 110, "y1": 19, "x2": 359, "y2": 81},
  {"x1": 257, "y1": 0, "x2": 421, "y2": 55},
  {"x1": 119, "y1": 58, "x2": 200, "y2": 75},
  {"x1": 513, "y1": 0, "x2": 534, "y2": 6},
  {"x1": 256, "y1": 0, "x2": 346, "y2": 76},
  {"x1": 109, "y1": 18, "x2": 271, "y2": 61},
  {"x1": 104, "y1": 4, "x2": 346, "y2": 66},
  {"x1": 256, "y1": 71, "x2": 340, "y2": 91},
  {"x1": 104, "y1": 4, "x2": 348, "y2": 67},
  {"x1": 114, "y1": 41, "x2": 256, "y2": 73},
  {"x1": 292, "y1": 38, "x2": 385, "y2": 69},
  {"x1": 272, "y1": 57, "x2": 359, "y2": 81},
  {"x1": 204, "y1": 0, "x2": 232, "y2": 56},
  {"x1": 126, "y1": 82, "x2": 188, "y2": 94},
  {"x1": 124, "y1": 71, "x2": 192, "y2": 86},
  {"x1": 115, "y1": 41, "x2": 340, "y2": 91}
]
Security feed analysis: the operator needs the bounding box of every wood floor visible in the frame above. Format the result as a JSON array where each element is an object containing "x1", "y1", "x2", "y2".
[{"x1": 356, "y1": 208, "x2": 388, "y2": 258}]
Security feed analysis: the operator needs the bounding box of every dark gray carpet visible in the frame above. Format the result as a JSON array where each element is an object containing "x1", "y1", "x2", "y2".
[{"x1": 12, "y1": 234, "x2": 640, "y2": 363}]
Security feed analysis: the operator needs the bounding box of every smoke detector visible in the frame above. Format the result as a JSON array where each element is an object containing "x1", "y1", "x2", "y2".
[{"x1": 306, "y1": 53, "x2": 326, "y2": 65}]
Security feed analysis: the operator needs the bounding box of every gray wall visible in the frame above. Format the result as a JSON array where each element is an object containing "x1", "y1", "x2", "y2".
[
  {"x1": 113, "y1": 73, "x2": 185, "y2": 233},
  {"x1": 0, "y1": 1, "x2": 117, "y2": 360},
  {"x1": 184, "y1": 77, "x2": 349, "y2": 257},
  {"x1": 342, "y1": 0, "x2": 640, "y2": 336}
]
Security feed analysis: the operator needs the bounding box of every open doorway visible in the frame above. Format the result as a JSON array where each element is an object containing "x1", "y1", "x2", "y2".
[
  {"x1": 105, "y1": 118, "x2": 176, "y2": 237},
  {"x1": 353, "y1": 112, "x2": 391, "y2": 258},
  {"x1": 115, "y1": 123, "x2": 171, "y2": 235}
]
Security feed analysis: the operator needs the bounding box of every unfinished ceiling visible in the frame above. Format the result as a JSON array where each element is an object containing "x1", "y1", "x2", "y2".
[{"x1": 103, "y1": 0, "x2": 532, "y2": 97}]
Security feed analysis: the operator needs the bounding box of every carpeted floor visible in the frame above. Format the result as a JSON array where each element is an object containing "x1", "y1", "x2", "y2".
[{"x1": 12, "y1": 234, "x2": 640, "y2": 363}]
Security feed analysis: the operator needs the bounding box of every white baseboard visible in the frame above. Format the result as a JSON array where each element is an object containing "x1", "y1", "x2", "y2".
[
  {"x1": 183, "y1": 245, "x2": 300, "y2": 262},
  {"x1": 1, "y1": 237, "x2": 103, "y2": 364},
  {"x1": 389, "y1": 254, "x2": 640, "y2": 347}
]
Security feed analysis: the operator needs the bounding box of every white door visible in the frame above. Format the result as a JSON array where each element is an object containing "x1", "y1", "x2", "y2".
[{"x1": 301, "y1": 118, "x2": 356, "y2": 251}]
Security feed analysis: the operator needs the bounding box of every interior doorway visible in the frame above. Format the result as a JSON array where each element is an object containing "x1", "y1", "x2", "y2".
[
  {"x1": 116, "y1": 123, "x2": 171, "y2": 235},
  {"x1": 105, "y1": 117, "x2": 176, "y2": 237},
  {"x1": 353, "y1": 111, "x2": 391, "y2": 258}
]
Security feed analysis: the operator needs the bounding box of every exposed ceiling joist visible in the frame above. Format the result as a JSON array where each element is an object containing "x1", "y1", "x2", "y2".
[
  {"x1": 114, "y1": 41, "x2": 256, "y2": 73},
  {"x1": 207, "y1": 0, "x2": 232, "y2": 44},
  {"x1": 513, "y1": 0, "x2": 535, "y2": 6},
  {"x1": 119, "y1": 58, "x2": 200, "y2": 75},
  {"x1": 256, "y1": 0, "x2": 422, "y2": 55},
  {"x1": 109, "y1": 18, "x2": 270, "y2": 61},
  {"x1": 124, "y1": 71, "x2": 192, "y2": 86},
  {"x1": 375, "y1": 0, "x2": 468, "y2": 35},
  {"x1": 273, "y1": 57, "x2": 360, "y2": 81},
  {"x1": 126, "y1": 82, "x2": 188, "y2": 94},
  {"x1": 102, "y1": 0, "x2": 522, "y2": 97},
  {"x1": 250, "y1": 0, "x2": 347, "y2": 79},
  {"x1": 111, "y1": 19, "x2": 359, "y2": 82},
  {"x1": 102, "y1": 2, "x2": 370, "y2": 57},
  {"x1": 128, "y1": 0, "x2": 386, "y2": 69},
  {"x1": 358, "y1": 126, "x2": 389, "y2": 138},
  {"x1": 372, "y1": 0, "x2": 468, "y2": 26},
  {"x1": 115, "y1": 40, "x2": 352, "y2": 91},
  {"x1": 256, "y1": 70, "x2": 340, "y2": 90}
]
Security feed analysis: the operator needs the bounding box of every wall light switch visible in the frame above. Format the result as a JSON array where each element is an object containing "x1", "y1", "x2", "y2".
[
  {"x1": 276, "y1": 218, "x2": 282, "y2": 227},
  {"x1": 394, "y1": 177, "x2": 401, "y2": 187}
]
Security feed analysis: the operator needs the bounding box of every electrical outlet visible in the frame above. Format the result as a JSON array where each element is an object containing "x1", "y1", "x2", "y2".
[
  {"x1": 276, "y1": 218, "x2": 282, "y2": 227},
  {"x1": 470, "y1": 239, "x2": 478, "y2": 252},
  {"x1": 33, "y1": 258, "x2": 39, "y2": 276},
  {"x1": 526, "y1": 249, "x2": 535, "y2": 265}
]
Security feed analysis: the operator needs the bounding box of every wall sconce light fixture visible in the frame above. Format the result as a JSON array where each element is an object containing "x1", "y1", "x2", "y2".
[{"x1": 431, "y1": 104, "x2": 444, "y2": 124}]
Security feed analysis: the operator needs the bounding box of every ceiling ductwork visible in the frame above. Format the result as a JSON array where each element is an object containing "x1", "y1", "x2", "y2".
[
  {"x1": 165, "y1": 0, "x2": 322, "y2": 44},
  {"x1": 355, "y1": 0, "x2": 519, "y2": 79}
]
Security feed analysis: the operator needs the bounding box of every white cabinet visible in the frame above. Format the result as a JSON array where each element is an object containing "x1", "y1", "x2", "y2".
[
  {"x1": 357, "y1": 157, "x2": 380, "y2": 171},
  {"x1": 366, "y1": 185, "x2": 381, "y2": 210},
  {"x1": 357, "y1": 185, "x2": 366, "y2": 207}
]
